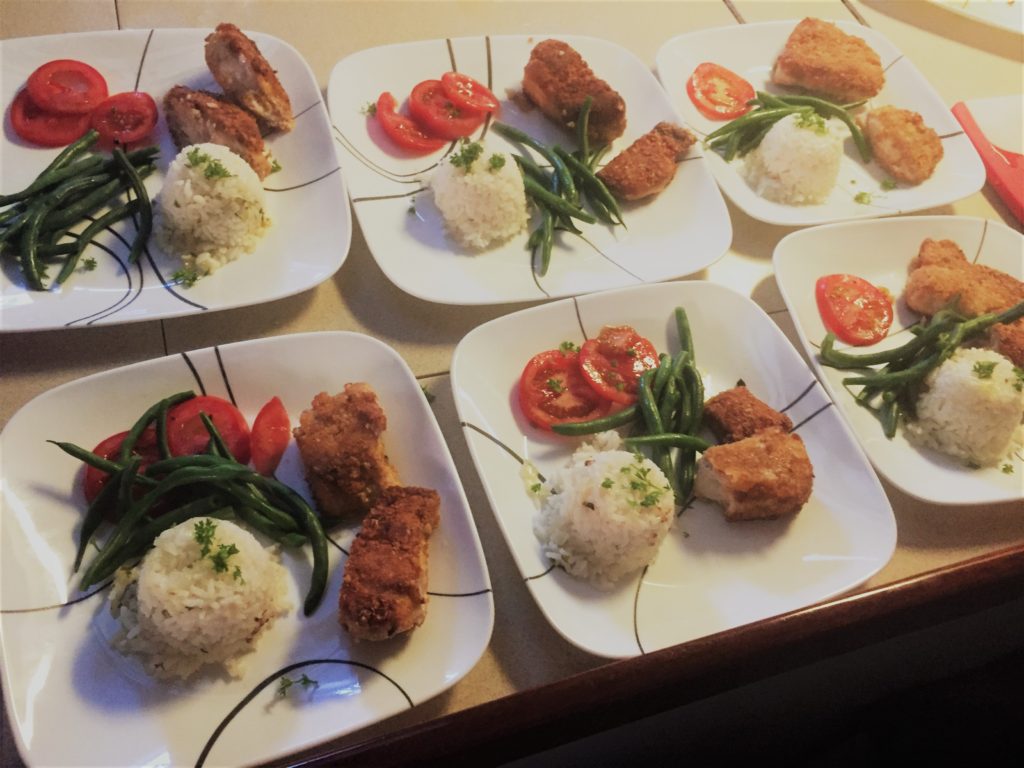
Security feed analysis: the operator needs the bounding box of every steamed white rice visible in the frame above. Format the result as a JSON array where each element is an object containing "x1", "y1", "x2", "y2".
[
  {"x1": 532, "y1": 432, "x2": 675, "y2": 588},
  {"x1": 904, "y1": 347, "x2": 1024, "y2": 466},
  {"x1": 431, "y1": 147, "x2": 528, "y2": 250},
  {"x1": 109, "y1": 518, "x2": 289, "y2": 680},
  {"x1": 156, "y1": 143, "x2": 270, "y2": 275},
  {"x1": 742, "y1": 112, "x2": 843, "y2": 205}
]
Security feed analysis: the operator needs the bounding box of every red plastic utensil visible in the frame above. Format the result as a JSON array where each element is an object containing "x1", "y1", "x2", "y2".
[{"x1": 952, "y1": 100, "x2": 1024, "y2": 223}]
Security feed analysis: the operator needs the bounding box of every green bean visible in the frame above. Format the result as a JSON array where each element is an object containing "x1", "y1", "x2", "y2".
[
  {"x1": 230, "y1": 503, "x2": 299, "y2": 543},
  {"x1": 522, "y1": 176, "x2": 597, "y2": 224},
  {"x1": 552, "y1": 145, "x2": 624, "y2": 226},
  {"x1": 763, "y1": 92, "x2": 871, "y2": 161},
  {"x1": 113, "y1": 147, "x2": 153, "y2": 264},
  {"x1": 217, "y1": 482, "x2": 299, "y2": 533},
  {"x1": 42, "y1": 163, "x2": 154, "y2": 231},
  {"x1": 513, "y1": 153, "x2": 551, "y2": 187},
  {"x1": 624, "y1": 433, "x2": 711, "y2": 452},
  {"x1": 0, "y1": 155, "x2": 106, "y2": 207},
  {"x1": 145, "y1": 453, "x2": 231, "y2": 475},
  {"x1": 736, "y1": 120, "x2": 775, "y2": 157},
  {"x1": 675, "y1": 307, "x2": 694, "y2": 359},
  {"x1": 492, "y1": 122, "x2": 578, "y2": 205},
  {"x1": 55, "y1": 199, "x2": 140, "y2": 284},
  {"x1": 199, "y1": 412, "x2": 236, "y2": 461},
  {"x1": 722, "y1": 128, "x2": 743, "y2": 162},
  {"x1": 577, "y1": 96, "x2": 593, "y2": 162},
  {"x1": 681, "y1": 363, "x2": 705, "y2": 435},
  {"x1": 534, "y1": 206, "x2": 554, "y2": 277},
  {"x1": 637, "y1": 369, "x2": 665, "y2": 435},
  {"x1": 677, "y1": 453, "x2": 696, "y2": 502},
  {"x1": 74, "y1": 471, "x2": 122, "y2": 572},
  {"x1": 550, "y1": 404, "x2": 639, "y2": 435},
  {"x1": 120, "y1": 501, "x2": 235, "y2": 563},
  {"x1": 705, "y1": 107, "x2": 803, "y2": 142},
  {"x1": 587, "y1": 144, "x2": 609, "y2": 172},
  {"x1": 658, "y1": 375, "x2": 680, "y2": 427},
  {"x1": 119, "y1": 391, "x2": 194, "y2": 463},
  {"x1": 651, "y1": 354, "x2": 673, "y2": 400}
]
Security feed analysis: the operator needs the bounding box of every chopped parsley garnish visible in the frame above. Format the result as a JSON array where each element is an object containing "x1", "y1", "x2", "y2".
[
  {"x1": 81, "y1": 257, "x2": 98, "y2": 271},
  {"x1": 530, "y1": 482, "x2": 542, "y2": 494},
  {"x1": 185, "y1": 146, "x2": 233, "y2": 179},
  {"x1": 854, "y1": 191, "x2": 873, "y2": 205},
  {"x1": 1012, "y1": 367, "x2": 1024, "y2": 392},
  {"x1": 559, "y1": 341, "x2": 580, "y2": 354},
  {"x1": 612, "y1": 454, "x2": 669, "y2": 508},
  {"x1": 450, "y1": 139, "x2": 484, "y2": 170},
  {"x1": 277, "y1": 673, "x2": 319, "y2": 697},
  {"x1": 601, "y1": 478, "x2": 614, "y2": 489},
  {"x1": 1002, "y1": 463, "x2": 1014, "y2": 474},
  {"x1": 193, "y1": 519, "x2": 217, "y2": 558},
  {"x1": 360, "y1": 101, "x2": 377, "y2": 116},
  {"x1": 881, "y1": 179, "x2": 898, "y2": 191},
  {"x1": 421, "y1": 385, "x2": 436, "y2": 404},
  {"x1": 270, "y1": 158, "x2": 283, "y2": 174},
  {"x1": 796, "y1": 110, "x2": 827, "y2": 134},
  {"x1": 972, "y1": 360, "x2": 997, "y2": 379},
  {"x1": 192, "y1": 520, "x2": 242, "y2": 580},
  {"x1": 172, "y1": 266, "x2": 201, "y2": 287},
  {"x1": 547, "y1": 377, "x2": 565, "y2": 394},
  {"x1": 210, "y1": 542, "x2": 240, "y2": 574},
  {"x1": 408, "y1": 197, "x2": 417, "y2": 215},
  {"x1": 488, "y1": 153, "x2": 506, "y2": 172}
]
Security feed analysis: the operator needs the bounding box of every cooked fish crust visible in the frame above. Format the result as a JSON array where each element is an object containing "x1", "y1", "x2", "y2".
[
  {"x1": 702, "y1": 385, "x2": 793, "y2": 444},
  {"x1": 205, "y1": 22, "x2": 294, "y2": 134},
  {"x1": 771, "y1": 17, "x2": 884, "y2": 103},
  {"x1": 293, "y1": 385, "x2": 400, "y2": 522},
  {"x1": 162, "y1": 85, "x2": 272, "y2": 178},
  {"x1": 522, "y1": 39, "x2": 626, "y2": 146},
  {"x1": 861, "y1": 106, "x2": 943, "y2": 185},
  {"x1": 694, "y1": 428, "x2": 814, "y2": 521},
  {"x1": 596, "y1": 122, "x2": 695, "y2": 201},
  {"x1": 339, "y1": 486, "x2": 441, "y2": 641}
]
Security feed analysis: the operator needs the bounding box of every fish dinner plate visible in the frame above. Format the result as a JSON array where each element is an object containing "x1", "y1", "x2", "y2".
[
  {"x1": 326, "y1": 35, "x2": 731, "y2": 305},
  {"x1": 451, "y1": 281, "x2": 896, "y2": 658},
  {"x1": 774, "y1": 215, "x2": 1024, "y2": 505},
  {"x1": 0, "y1": 29, "x2": 350, "y2": 332},
  {"x1": 0, "y1": 332, "x2": 493, "y2": 766},
  {"x1": 655, "y1": 20, "x2": 985, "y2": 226}
]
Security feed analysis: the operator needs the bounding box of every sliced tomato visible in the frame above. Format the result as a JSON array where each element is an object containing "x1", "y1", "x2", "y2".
[
  {"x1": 440, "y1": 72, "x2": 500, "y2": 114},
  {"x1": 26, "y1": 59, "x2": 108, "y2": 115},
  {"x1": 815, "y1": 274, "x2": 894, "y2": 346},
  {"x1": 686, "y1": 62, "x2": 755, "y2": 121},
  {"x1": 9, "y1": 88, "x2": 91, "y2": 147},
  {"x1": 166, "y1": 395, "x2": 252, "y2": 464},
  {"x1": 250, "y1": 396, "x2": 291, "y2": 476},
  {"x1": 83, "y1": 428, "x2": 161, "y2": 504},
  {"x1": 375, "y1": 91, "x2": 447, "y2": 154},
  {"x1": 578, "y1": 326, "x2": 659, "y2": 405},
  {"x1": 408, "y1": 79, "x2": 486, "y2": 140},
  {"x1": 90, "y1": 91, "x2": 158, "y2": 146},
  {"x1": 519, "y1": 348, "x2": 612, "y2": 430}
]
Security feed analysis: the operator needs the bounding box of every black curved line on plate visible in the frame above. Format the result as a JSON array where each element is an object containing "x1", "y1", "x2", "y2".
[
  {"x1": 132, "y1": 29, "x2": 155, "y2": 91},
  {"x1": 213, "y1": 346, "x2": 238, "y2": 405},
  {"x1": 352, "y1": 188, "x2": 424, "y2": 204},
  {"x1": 194, "y1": 658, "x2": 414, "y2": 768},
  {"x1": 0, "y1": 580, "x2": 112, "y2": 615},
  {"x1": 294, "y1": 100, "x2": 320, "y2": 121},
  {"x1": 780, "y1": 380, "x2": 818, "y2": 414},
  {"x1": 180, "y1": 351, "x2": 208, "y2": 395},
  {"x1": 445, "y1": 37, "x2": 457, "y2": 70},
  {"x1": 572, "y1": 232, "x2": 647, "y2": 283},
  {"x1": 972, "y1": 218, "x2": 989, "y2": 265},
  {"x1": 790, "y1": 401, "x2": 833, "y2": 433},
  {"x1": 415, "y1": 370, "x2": 450, "y2": 381},
  {"x1": 530, "y1": 261, "x2": 553, "y2": 298},
  {"x1": 841, "y1": 0, "x2": 870, "y2": 27},
  {"x1": 263, "y1": 166, "x2": 341, "y2": 193},
  {"x1": 144, "y1": 240, "x2": 209, "y2": 310},
  {"x1": 525, "y1": 564, "x2": 556, "y2": 581},
  {"x1": 723, "y1": 0, "x2": 745, "y2": 24},
  {"x1": 459, "y1": 421, "x2": 544, "y2": 480},
  {"x1": 882, "y1": 55, "x2": 905, "y2": 75},
  {"x1": 633, "y1": 565, "x2": 648, "y2": 655},
  {"x1": 427, "y1": 588, "x2": 493, "y2": 598},
  {"x1": 675, "y1": 494, "x2": 698, "y2": 518},
  {"x1": 938, "y1": 131, "x2": 965, "y2": 140},
  {"x1": 326, "y1": 533, "x2": 349, "y2": 556},
  {"x1": 331, "y1": 124, "x2": 451, "y2": 181},
  {"x1": 572, "y1": 296, "x2": 590, "y2": 340},
  {"x1": 63, "y1": 240, "x2": 138, "y2": 327}
]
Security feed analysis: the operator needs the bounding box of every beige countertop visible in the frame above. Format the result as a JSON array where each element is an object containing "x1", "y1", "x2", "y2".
[{"x1": 2, "y1": 1, "x2": 1022, "y2": 765}]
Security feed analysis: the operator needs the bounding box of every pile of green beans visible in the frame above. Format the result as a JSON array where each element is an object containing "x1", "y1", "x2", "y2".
[
  {"x1": 492, "y1": 97, "x2": 624, "y2": 278},
  {"x1": 819, "y1": 300, "x2": 1024, "y2": 438},
  {"x1": 0, "y1": 130, "x2": 156, "y2": 291},
  {"x1": 50, "y1": 391, "x2": 329, "y2": 616},
  {"x1": 552, "y1": 307, "x2": 710, "y2": 504},
  {"x1": 705, "y1": 91, "x2": 871, "y2": 163}
]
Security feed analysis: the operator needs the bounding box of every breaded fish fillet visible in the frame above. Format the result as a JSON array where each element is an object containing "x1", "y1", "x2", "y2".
[
  {"x1": 596, "y1": 122, "x2": 695, "y2": 201},
  {"x1": 771, "y1": 18, "x2": 884, "y2": 103},
  {"x1": 694, "y1": 428, "x2": 814, "y2": 521},
  {"x1": 293, "y1": 385, "x2": 400, "y2": 521},
  {"x1": 163, "y1": 85, "x2": 272, "y2": 178},
  {"x1": 905, "y1": 238, "x2": 1024, "y2": 366},
  {"x1": 861, "y1": 106, "x2": 943, "y2": 185},
  {"x1": 702, "y1": 385, "x2": 793, "y2": 444},
  {"x1": 339, "y1": 486, "x2": 440, "y2": 641},
  {"x1": 522, "y1": 39, "x2": 626, "y2": 146},
  {"x1": 205, "y1": 22, "x2": 294, "y2": 135}
]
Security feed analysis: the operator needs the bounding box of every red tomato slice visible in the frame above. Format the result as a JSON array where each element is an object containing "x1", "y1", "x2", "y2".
[
  {"x1": 26, "y1": 59, "x2": 108, "y2": 115},
  {"x1": 375, "y1": 91, "x2": 447, "y2": 154},
  {"x1": 83, "y1": 428, "x2": 161, "y2": 503},
  {"x1": 815, "y1": 274, "x2": 894, "y2": 346},
  {"x1": 519, "y1": 348, "x2": 612, "y2": 430},
  {"x1": 440, "y1": 72, "x2": 500, "y2": 114},
  {"x1": 166, "y1": 395, "x2": 252, "y2": 464},
  {"x1": 408, "y1": 79, "x2": 486, "y2": 140},
  {"x1": 250, "y1": 396, "x2": 291, "y2": 476},
  {"x1": 90, "y1": 91, "x2": 158, "y2": 146},
  {"x1": 9, "y1": 88, "x2": 91, "y2": 147},
  {"x1": 686, "y1": 62, "x2": 755, "y2": 121},
  {"x1": 578, "y1": 326, "x2": 660, "y2": 405}
]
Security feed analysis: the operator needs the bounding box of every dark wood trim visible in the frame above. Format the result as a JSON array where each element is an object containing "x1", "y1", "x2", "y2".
[{"x1": 271, "y1": 543, "x2": 1024, "y2": 767}]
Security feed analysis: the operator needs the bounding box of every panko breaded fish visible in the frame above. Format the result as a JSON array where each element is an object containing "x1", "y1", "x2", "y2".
[
  {"x1": 905, "y1": 238, "x2": 1024, "y2": 366},
  {"x1": 205, "y1": 22, "x2": 294, "y2": 135},
  {"x1": 163, "y1": 85, "x2": 273, "y2": 178},
  {"x1": 293, "y1": 385, "x2": 400, "y2": 522},
  {"x1": 702, "y1": 385, "x2": 793, "y2": 444},
  {"x1": 522, "y1": 39, "x2": 626, "y2": 146},
  {"x1": 771, "y1": 18, "x2": 884, "y2": 103},
  {"x1": 694, "y1": 428, "x2": 814, "y2": 521},
  {"x1": 596, "y1": 122, "x2": 696, "y2": 201},
  {"x1": 339, "y1": 486, "x2": 440, "y2": 641},
  {"x1": 861, "y1": 106, "x2": 943, "y2": 185}
]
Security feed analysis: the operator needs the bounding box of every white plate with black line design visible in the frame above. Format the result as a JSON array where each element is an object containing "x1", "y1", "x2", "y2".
[
  {"x1": 0, "y1": 29, "x2": 350, "y2": 332},
  {"x1": 0, "y1": 331, "x2": 493, "y2": 766},
  {"x1": 656, "y1": 20, "x2": 985, "y2": 226},
  {"x1": 774, "y1": 215, "x2": 1024, "y2": 505},
  {"x1": 451, "y1": 281, "x2": 895, "y2": 658},
  {"x1": 326, "y1": 35, "x2": 731, "y2": 305}
]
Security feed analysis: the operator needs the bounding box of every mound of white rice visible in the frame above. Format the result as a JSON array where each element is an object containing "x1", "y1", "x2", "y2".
[
  {"x1": 533, "y1": 432, "x2": 675, "y2": 589},
  {"x1": 109, "y1": 518, "x2": 289, "y2": 680},
  {"x1": 904, "y1": 347, "x2": 1024, "y2": 466},
  {"x1": 742, "y1": 112, "x2": 843, "y2": 205},
  {"x1": 431, "y1": 146, "x2": 528, "y2": 250},
  {"x1": 156, "y1": 143, "x2": 271, "y2": 276}
]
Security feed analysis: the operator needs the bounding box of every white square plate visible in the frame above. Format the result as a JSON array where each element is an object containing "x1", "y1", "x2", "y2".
[
  {"x1": 451, "y1": 281, "x2": 895, "y2": 658},
  {"x1": 0, "y1": 332, "x2": 493, "y2": 766},
  {"x1": 655, "y1": 20, "x2": 985, "y2": 226},
  {"x1": 0, "y1": 29, "x2": 351, "y2": 332},
  {"x1": 774, "y1": 215, "x2": 1024, "y2": 505},
  {"x1": 327, "y1": 35, "x2": 731, "y2": 305}
]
